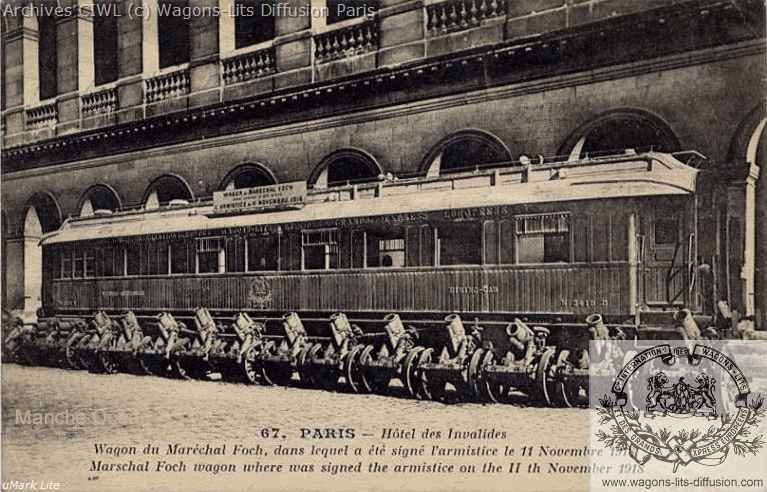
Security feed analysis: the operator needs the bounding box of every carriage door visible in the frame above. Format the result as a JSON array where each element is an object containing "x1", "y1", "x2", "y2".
[{"x1": 642, "y1": 213, "x2": 689, "y2": 308}]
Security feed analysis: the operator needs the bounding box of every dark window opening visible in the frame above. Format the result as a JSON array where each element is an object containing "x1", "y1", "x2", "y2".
[
  {"x1": 158, "y1": 1, "x2": 191, "y2": 69},
  {"x1": 438, "y1": 221, "x2": 482, "y2": 266},
  {"x1": 197, "y1": 237, "x2": 223, "y2": 274},
  {"x1": 235, "y1": 1, "x2": 275, "y2": 48},
  {"x1": 126, "y1": 245, "x2": 141, "y2": 276},
  {"x1": 226, "y1": 238, "x2": 246, "y2": 272},
  {"x1": 406, "y1": 225, "x2": 434, "y2": 267},
  {"x1": 655, "y1": 218, "x2": 678, "y2": 245},
  {"x1": 38, "y1": 15, "x2": 58, "y2": 100},
  {"x1": 170, "y1": 241, "x2": 191, "y2": 274},
  {"x1": 248, "y1": 235, "x2": 278, "y2": 271},
  {"x1": 94, "y1": 8, "x2": 119, "y2": 85},
  {"x1": 579, "y1": 118, "x2": 680, "y2": 157},
  {"x1": 303, "y1": 229, "x2": 338, "y2": 270},
  {"x1": 440, "y1": 139, "x2": 508, "y2": 174}
]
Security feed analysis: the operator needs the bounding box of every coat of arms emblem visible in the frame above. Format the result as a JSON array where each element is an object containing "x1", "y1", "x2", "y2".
[{"x1": 595, "y1": 343, "x2": 764, "y2": 473}]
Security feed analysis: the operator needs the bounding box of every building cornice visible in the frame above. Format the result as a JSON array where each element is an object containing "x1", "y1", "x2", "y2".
[{"x1": 2, "y1": 0, "x2": 764, "y2": 173}]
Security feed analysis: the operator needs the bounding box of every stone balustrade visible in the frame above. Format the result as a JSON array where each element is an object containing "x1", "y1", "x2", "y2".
[
  {"x1": 426, "y1": 0, "x2": 507, "y2": 36},
  {"x1": 314, "y1": 19, "x2": 379, "y2": 63},
  {"x1": 81, "y1": 87, "x2": 118, "y2": 115},
  {"x1": 222, "y1": 46, "x2": 276, "y2": 85},
  {"x1": 25, "y1": 102, "x2": 58, "y2": 129},
  {"x1": 144, "y1": 69, "x2": 191, "y2": 104}
]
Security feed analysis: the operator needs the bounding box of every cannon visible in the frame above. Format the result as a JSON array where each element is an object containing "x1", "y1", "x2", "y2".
[
  {"x1": 406, "y1": 314, "x2": 483, "y2": 403},
  {"x1": 169, "y1": 307, "x2": 224, "y2": 380},
  {"x1": 73, "y1": 311, "x2": 124, "y2": 373},
  {"x1": 297, "y1": 312, "x2": 362, "y2": 391},
  {"x1": 23, "y1": 317, "x2": 89, "y2": 368},
  {"x1": 347, "y1": 313, "x2": 417, "y2": 395},
  {"x1": 257, "y1": 312, "x2": 310, "y2": 386},
  {"x1": 473, "y1": 318, "x2": 555, "y2": 404},
  {"x1": 133, "y1": 312, "x2": 189, "y2": 377}
]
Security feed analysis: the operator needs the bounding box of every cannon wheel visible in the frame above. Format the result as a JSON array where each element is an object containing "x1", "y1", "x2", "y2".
[
  {"x1": 241, "y1": 343, "x2": 264, "y2": 385},
  {"x1": 344, "y1": 345, "x2": 365, "y2": 393},
  {"x1": 402, "y1": 346, "x2": 424, "y2": 398},
  {"x1": 360, "y1": 345, "x2": 391, "y2": 394},
  {"x1": 174, "y1": 357, "x2": 211, "y2": 380},
  {"x1": 308, "y1": 343, "x2": 340, "y2": 391},
  {"x1": 296, "y1": 344, "x2": 314, "y2": 386},
  {"x1": 98, "y1": 351, "x2": 119, "y2": 374},
  {"x1": 467, "y1": 348, "x2": 486, "y2": 400},
  {"x1": 535, "y1": 347, "x2": 557, "y2": 407},
  {"x1": 480, "y1": 351, "x2": 511, "y2": 404},
  {"x1": 137, "y1": 352, "x2": 170, "y2": 377},
  {"x1": 260, "y1": 342, "x2": 294, "y2": 386},
  {"x1": 417, "y1": 349, "x2": 448, "y2": 402},
  {"x1": 65, "y1": 333, "x2": 86, "y2": 369},
  {"x1": 554, "y1": 350, "x2": 581, "y2": 408}
]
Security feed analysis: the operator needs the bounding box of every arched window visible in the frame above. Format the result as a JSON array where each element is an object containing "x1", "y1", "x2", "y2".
[
  {"x1": 561, "y1": 110, "x2": 680, "y2": 160},
  {"x1": 310, "y1": 149, "x2": 382, "y2": 188},
  {"x1": 78, "y1": 184, "x2": 121, "y2": 217},
  {"x1": 421, "y1": 130, "x2": 512, "y2": 176},
  {"x1": 219, "y1": 163, "x2": 277, "y2": 190},
  {"x1": 143, "y1": 174, "x2": 193, "y2": 208}
]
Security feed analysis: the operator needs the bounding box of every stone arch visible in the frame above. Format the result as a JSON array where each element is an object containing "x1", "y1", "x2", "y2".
[
  {"x1": 420, "y1": 129, "x2": 513, "y2": 176},
  {"x1": 15, "y1": 193, "x2": 62, "y2": 317},
  {"x1": 559, "y1": 109, "x2": 681, "y2": 159},
  {"x1": 726, "y1": 103, "x2": 767, "y2": 330},
  {"x1": 219, "y1": 163, "x2": 278, "y2": 190},
  {"x1": 77, "y1": 183, "x2": 122, "y2": 217},
  {"x1": 142, "y1": 173, "x2": 194, "y2": 209},
  {"x1": 309, "y1": 148, "x2": 382, "y2": 188}
]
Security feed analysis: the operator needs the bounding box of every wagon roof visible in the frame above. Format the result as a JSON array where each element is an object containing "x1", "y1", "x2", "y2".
[{"x1": 41, "y1": 151, "x2": 699, "y2": 245}]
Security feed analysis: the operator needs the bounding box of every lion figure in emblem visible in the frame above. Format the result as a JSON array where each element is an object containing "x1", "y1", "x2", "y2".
[
  {"x1": 689, "y1": 373, "x2": 718, "y2": 418},
  {"x1": 646, "y1": 372, "x2": 676, "y2": 414}
]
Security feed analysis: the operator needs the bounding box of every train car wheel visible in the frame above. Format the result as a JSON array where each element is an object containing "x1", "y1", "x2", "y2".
[
  {"x1": 344, "y1": 345, "x2": 365, "y2": 393},
  {"x1": 402, "y1": 346, "x2": 424, "y2": 398},
  {"x1": 535, "y1": 347, "x2": 556, "y2": 407}
]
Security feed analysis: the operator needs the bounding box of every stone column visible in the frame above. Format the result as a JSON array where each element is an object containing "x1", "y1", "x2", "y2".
[
  {"x1": 378, "y1": 0, "x2": 425, "y2": 67},
  {"x1": 56, "y1": 8, "x2": 94, "y2": 134},
  {"x1": 274, "y1": 0, "x2": 313, "y2": 89},
  {"x1": 2, "y1": 15, "x2": 39, "y2": 147},
  {"x1": 115, "y1": 0, "x2": 146, "y2": 123},
  {"x1": 189, "y1": 0, "x2": 222, "y2": 108}
]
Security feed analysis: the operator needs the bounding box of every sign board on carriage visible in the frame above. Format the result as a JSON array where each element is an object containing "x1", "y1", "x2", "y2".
[{"x1": 211, "y1": 181, "x2": 306, "y2": 214}]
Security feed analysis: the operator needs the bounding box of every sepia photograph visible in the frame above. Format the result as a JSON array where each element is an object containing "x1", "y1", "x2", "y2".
[{"x1": 1, "y1": 0, "x2": 765, "y2": 490}]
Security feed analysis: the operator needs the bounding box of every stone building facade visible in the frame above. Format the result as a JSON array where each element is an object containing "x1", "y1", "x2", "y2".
[{"x1": 1, "y1": 0, "x2": 765, "y2": 325}]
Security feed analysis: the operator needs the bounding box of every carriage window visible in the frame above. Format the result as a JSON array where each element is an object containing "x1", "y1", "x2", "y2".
[
  {"x1": 303, "y1": 229, "x2": 338, "y2": 270},
  {"x1": 439, "y1": 221, "x2": 481, "y2": 265},
  {"x1": 516, "y1": 213, "x2": 570, "y2": 263},
  {"x1": 61, "y1": 250, "x2": 72, "y2": 278},
  {"x1": 146, "y1": 242, "x2": 168, "y2": 275},
  {"x1": 126, "y1": 244, "x2": 141, "y2": 276},
  {"x1": 406, "y1": 225, "x2": 435, "y2": 267},
  {"x1": 367, "y1": 226, "x2": 405, "y2": 268},
  {"x1": 654, "y1": 218, "x2": 678, "y2": 245},
  {"x1": 84, "y1": 249, "x2": 96, "y2": 277},
  {"x1": 170, "y1": 240, "x2": 191, "y2": 274},
  {"x1": 197, "y1": 237, "x2": 225, "y2": 274},
  {"x1": 248, "y1": 235, "x2": 278, "y2": 271},
  {"x1": 226, "y1": 237, "x2": 246, "y2": 272},
  {"x1": 73, "y1": 249, "x2": 85, "y2": 278}
]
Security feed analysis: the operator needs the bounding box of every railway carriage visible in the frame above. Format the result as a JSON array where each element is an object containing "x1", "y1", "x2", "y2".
[{"x1": 6, "y1": 150, "x2": 739, "y2": 405}]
